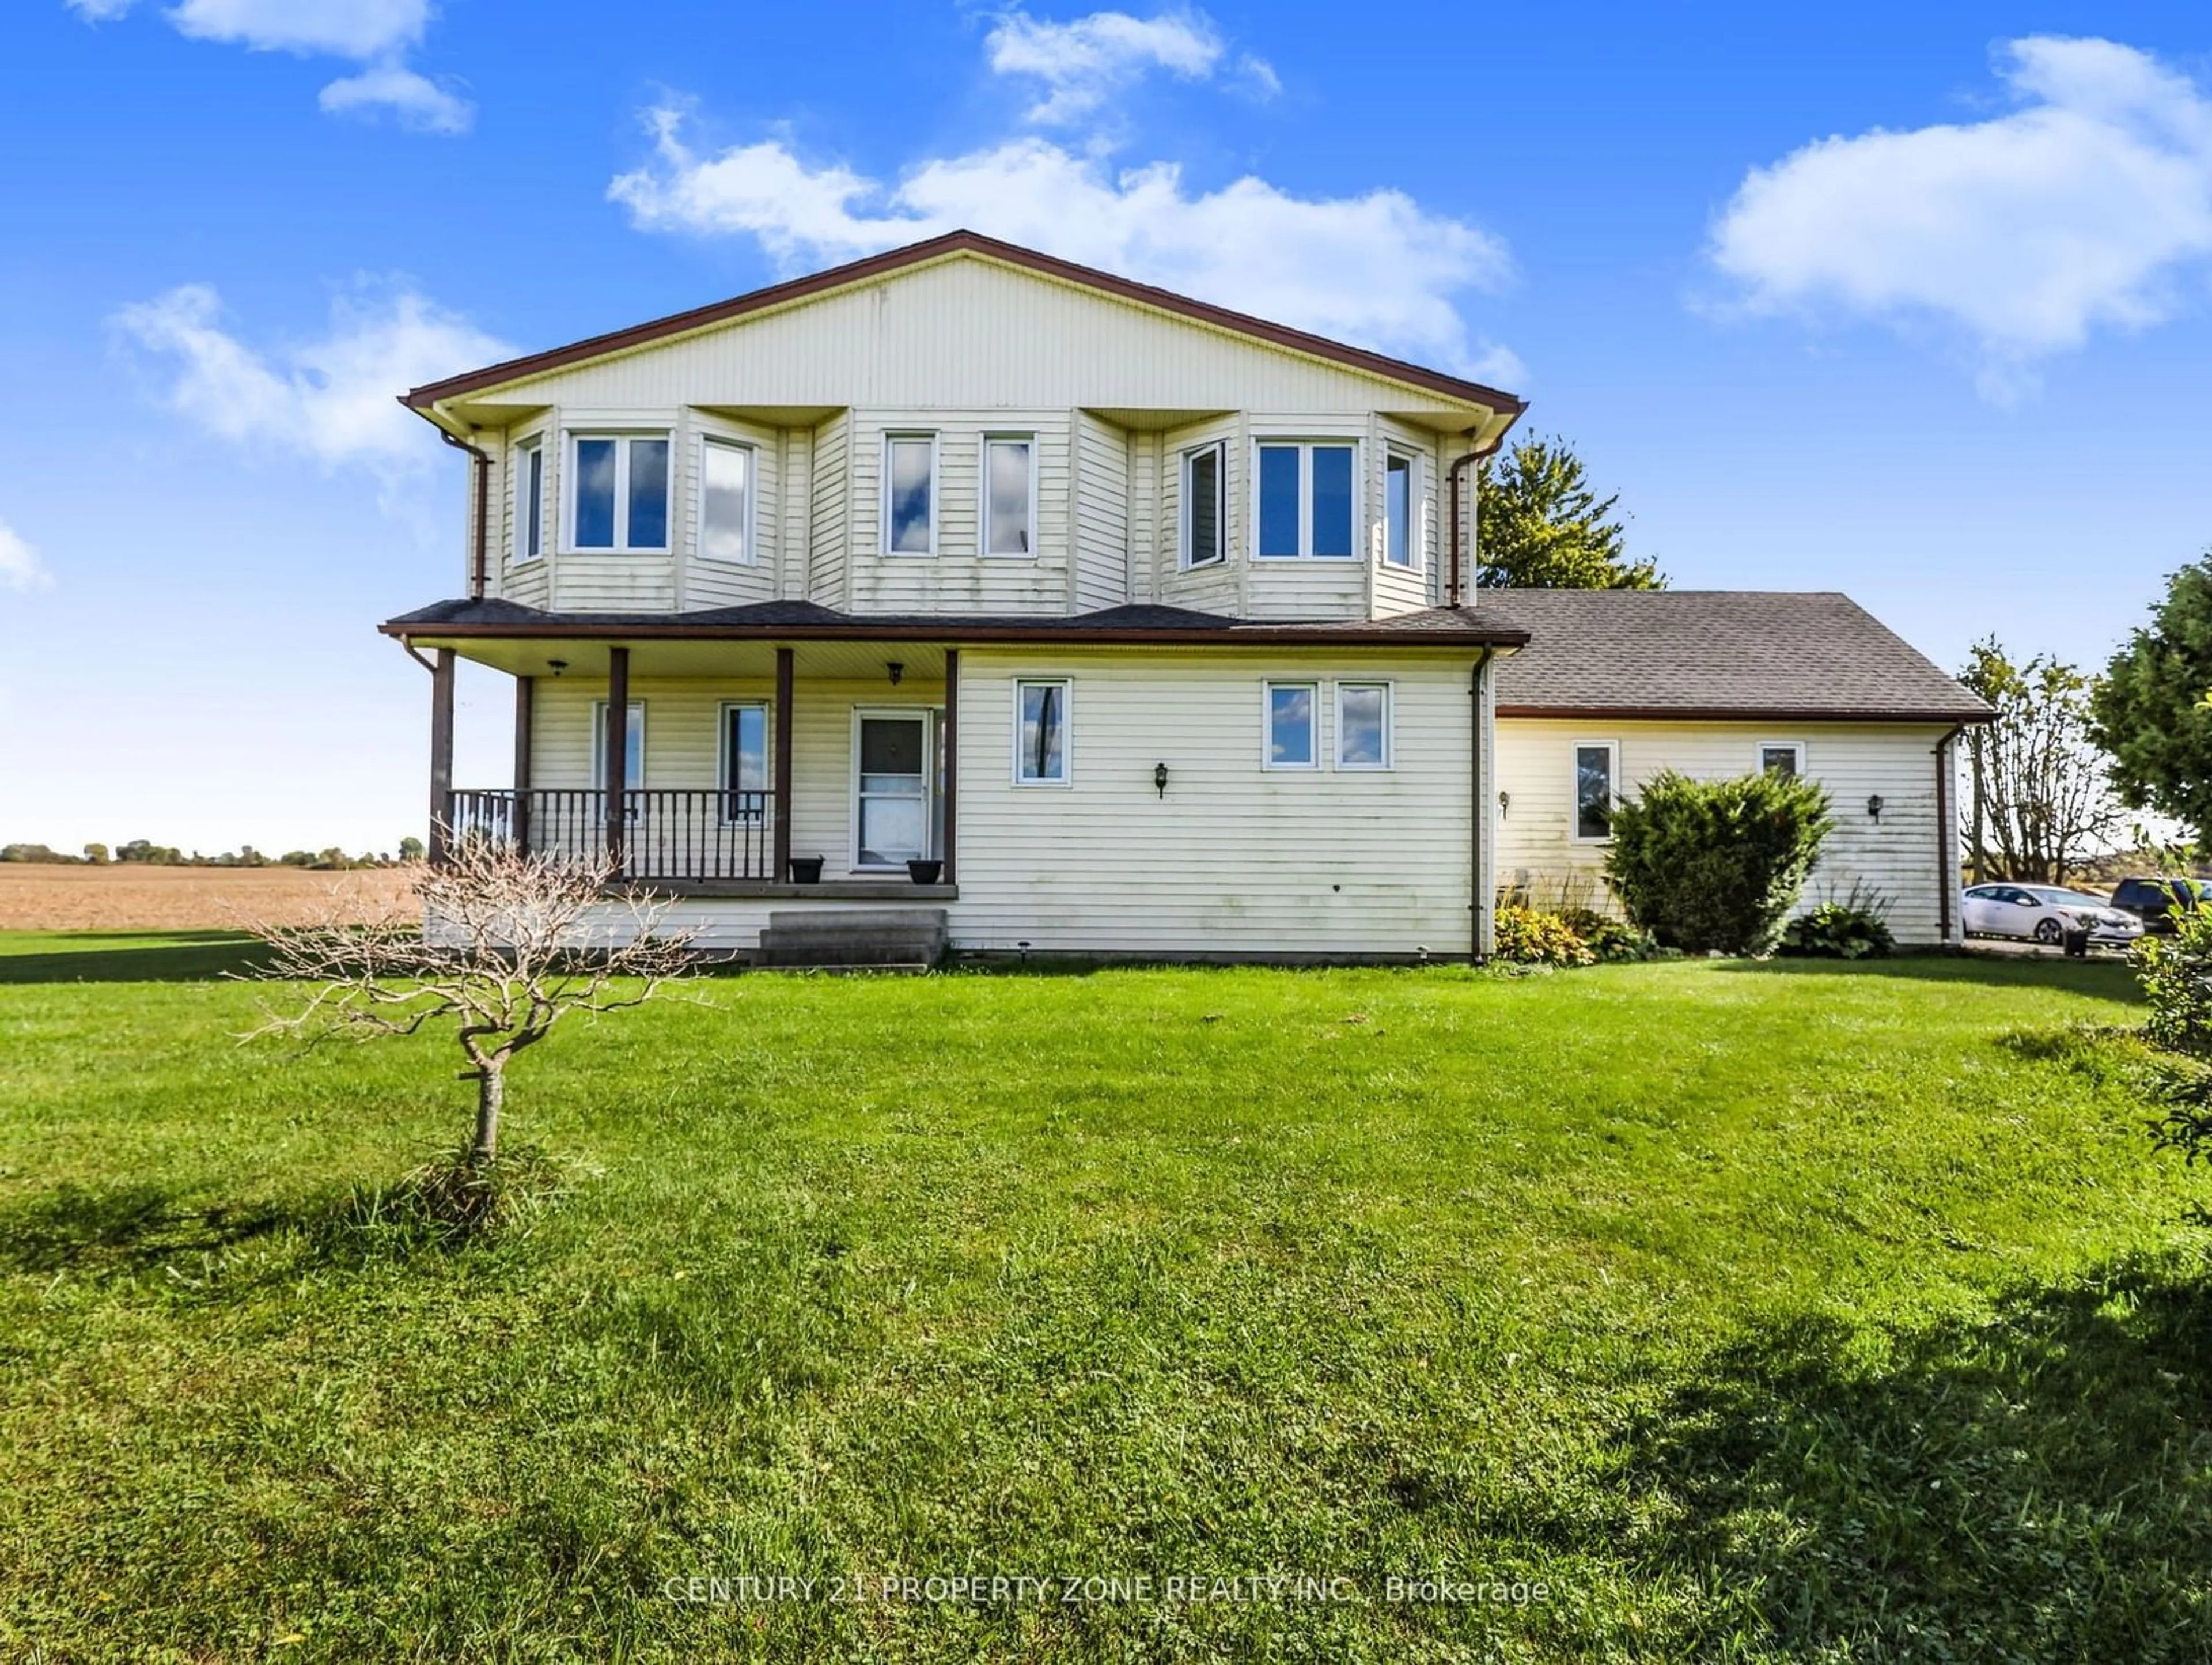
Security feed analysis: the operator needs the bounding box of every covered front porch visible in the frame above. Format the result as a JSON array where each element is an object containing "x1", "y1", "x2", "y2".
[{"x1": 415, "y1": 636, "x2": 965, "y2": 899}]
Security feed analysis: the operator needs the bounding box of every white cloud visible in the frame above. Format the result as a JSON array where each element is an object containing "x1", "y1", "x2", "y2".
[
  {"x1": 165, "y1": 0, "x2": 428, "y2": 58},
  {"x1": 63, "y1": 0, "x2": 467, "y2": 134},
  {"x1": 319, "y1": 60, "x2": 471, "y2": 134},
  {"x1": 111, "y1": 282, "x2": 509, "y2": 510},
  {"x1": 985, "y1": 7, "x2": 1255, "y2": 125},
  {"x1": 611, "y1": 113, "x2": 1515, "y2": 378},
  {"x1": 1709, "y1": 36, "x2": 2212, "y2": 399},
  {"x1": 0, "y1": 520, "x2": 54, "y2": 595}
]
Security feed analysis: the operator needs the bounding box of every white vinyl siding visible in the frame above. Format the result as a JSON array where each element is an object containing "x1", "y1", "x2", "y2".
[
  {"x1": 1072, "y1": 411, "x2": 1130, "y2": 610},
  {"x1": 809, "y1": 413, "x2": 850, "y2": 608},
  {"x1": 1494, "y1": 718, "x2": 1956, "y2": 944}
]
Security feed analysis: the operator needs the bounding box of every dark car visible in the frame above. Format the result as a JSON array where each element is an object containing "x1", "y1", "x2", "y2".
[{"x1": 2108, "y1": 875, "x2": 2211, "y2": 934}]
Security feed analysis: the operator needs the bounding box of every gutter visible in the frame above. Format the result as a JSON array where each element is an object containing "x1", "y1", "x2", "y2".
[
  {"x1": 435, "y1": 425, "x2": 495, "y2": 601},
  {"x1": 1934, "y1": 724, "x2": 1965, "y2": 942},
  {"x1": 1471, "y1": 646, "x2": 1495, "y2": 959},
  {"x1": 1445, "y1": 429, "x2": 1510, "y2": 607}
]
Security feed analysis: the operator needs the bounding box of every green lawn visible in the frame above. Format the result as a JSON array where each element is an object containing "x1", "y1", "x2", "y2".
[{"x1": 1, "y1": 934, "x2": 2206, "y2": 1662}]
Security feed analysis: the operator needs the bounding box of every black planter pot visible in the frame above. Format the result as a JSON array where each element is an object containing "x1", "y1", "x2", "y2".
[
  {"x1": 788, "y1": 857, "x2": 825, "y2": 884},
  {"x1": 906, "y1": 859, "x2": 944, "y2": 886}
]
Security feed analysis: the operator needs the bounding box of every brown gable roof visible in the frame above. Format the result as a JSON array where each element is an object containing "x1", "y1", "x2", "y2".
[
  {"x1": 400, "y1": 229, "x2": 1528, "y2": 417},
  {"x1": 1478, "y1": 589, "x2": 1991, "y2": 723}
]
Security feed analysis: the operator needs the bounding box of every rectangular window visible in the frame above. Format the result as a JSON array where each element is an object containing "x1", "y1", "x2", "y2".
[
  {"x1": 984, "y1": 437, "x2": 1035, "y2": 557},
  {"x1": 884, "y1": 434, "x2": 936, "y2": 555},
  {"x1": 1574, "y1": 741, "x2": 1618, "y2": 842},
  {"x1": 569, "y1": 435, "x2": 670, "y2": 552},
  {"x1": 514, "y1": 439, "x2": 544, "y2": 561},
  {"x1": 722, "y1": 702, "x2": 768, "y2": 822},
  {"x1": 1336, "y1": 682, "x2": 1391, "y2": 769},
  {"x1": 1253, "y1": 441, "x2": 1358, "y2": 558},
  {"x1": 1182, "y1": 444, "x2": 1224, "y2": 568},
  {"x1": 699, "y1": 440, "x2": 752, "y2": 563},
  {"x1": 1759, "y1": 741, "x2": 1805, "y2": 778},
  {"x1": 1014, "y1": 679, "x2": 1070, "y2": 784},
  {"x1": 1257, "y1": 444, "x2": 1302, "y2": 558},
  {"x1": 1384, "y1": 455, "x2": 1414, "y2": 568},
  {"x1": 1265, "y1": 682, "x2": 1319, "y2": 770},
  {"x1": 590, "y1": 700, "x2": 646, "y2": 789}
]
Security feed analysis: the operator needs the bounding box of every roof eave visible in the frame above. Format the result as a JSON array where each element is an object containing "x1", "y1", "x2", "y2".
[
  {"x1": 1495, "y1": 703, "x2": 1993, "y2": 725},
  {"x1": 381, "y1": 618, "x2": 1532, "y2": 650}
]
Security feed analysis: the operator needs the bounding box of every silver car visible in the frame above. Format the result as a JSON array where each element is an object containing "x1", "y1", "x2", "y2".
[{"x1": 1961, "y1": 883, "x2": 2143, "y2": 948}]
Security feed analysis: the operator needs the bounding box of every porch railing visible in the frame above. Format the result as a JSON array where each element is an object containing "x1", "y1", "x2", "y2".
[{"x1": 445, "y1": 789, "x2": 775, "y2": 883}]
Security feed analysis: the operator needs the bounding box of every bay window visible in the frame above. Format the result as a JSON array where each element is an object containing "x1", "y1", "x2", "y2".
[
  {"x1": 514, "y1": 437, "x2": 543, "y2": 561},
  {"x1": 1384, "y1": 454, "x2": 1415, "y2": 568},
  {"x1": 569, "y1": 434, "x2": 670, "y2": 553},
  {"x1": 1181, "y1": 443, "x2": 1224, "y2": 568},
  {"x1": 699, "y1": 439, "x2": 753, "y2": 564},
  {"x1": 1255, "y1": 441, "x2": 1357, "y2": 559}
]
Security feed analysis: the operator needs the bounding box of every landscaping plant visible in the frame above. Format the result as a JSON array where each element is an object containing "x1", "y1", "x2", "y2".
[
  {"x1": 1604, "y1": 770, "x2": 1834, "y2": 955},
  {"x1": 1492, "y1": 903, "x2": 1594, "y2": 966},
  {"x1": 247, "y1": 844, "x2": 696, "y2": 1220},
  {"x1": 1780, "y1": 885, "x2": 1897, "y2": 959}
]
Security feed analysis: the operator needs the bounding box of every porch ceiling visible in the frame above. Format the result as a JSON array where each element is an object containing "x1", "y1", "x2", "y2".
[{"x1": 416, "y1": 636, "x2": 948, "y2": 683}]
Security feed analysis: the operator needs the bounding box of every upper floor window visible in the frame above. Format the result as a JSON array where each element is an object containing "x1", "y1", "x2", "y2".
[
  {"x1": 699, "y1": 438, "x2": 753, "y2": 564},
  {"x1": 1574, "y1": 741, "x2": 1618, "y2": 842},
  {"x1": 1181, "y1": 443, "x2": 1224, "y2": 569},
  {"x1": 514, "y1": 437, "x2": 544, "y2": 562},
  {"x1": 884, "y1": 433, "x2": 937, "y2": 555},
  {"x1": 1384, "y1": 455, "x2": 1415, "y2": 569},
  {"x1": 1256, "y1": 442, "x2": 1356, "y2": 559},
  {"x1": 984, "y1": 436, "x2": 1036, "y2": 557},
  {"x1": 1264, "y1": 682, "x2": 1319, "y2": 770},
  {"x1": 570, "y1": 434, "x2": 669, "y2": 553}
]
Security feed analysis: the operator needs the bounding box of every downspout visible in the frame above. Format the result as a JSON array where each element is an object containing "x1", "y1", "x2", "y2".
[
  {"x1": 1934, "y1": 725, "x2": 1964, "y2": 943},
  {"x1": 438, "y1": 426, "x2": 494, "y2": 600},
  {"x1": 1471, "y1": 646, "x2": 1495, "y2": 960},
  {"x1": 1444, "y1": 429, "x2": 1509, "y2": 607}
]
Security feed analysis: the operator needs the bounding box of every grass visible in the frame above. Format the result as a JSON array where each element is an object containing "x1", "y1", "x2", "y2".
[{"x1": 0, "y1": 934, "x2": 2206, "y2": 1661}]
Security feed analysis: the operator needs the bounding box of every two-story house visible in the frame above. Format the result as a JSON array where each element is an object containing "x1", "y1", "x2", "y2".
[{"x1": 386, "y1": 230, "x2": 1987, "y2": 962}]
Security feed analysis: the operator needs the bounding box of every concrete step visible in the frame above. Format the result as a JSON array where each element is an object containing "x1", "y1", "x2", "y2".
[{"x1": 766, "y1": 907, "x2": 948, "y2": 933}]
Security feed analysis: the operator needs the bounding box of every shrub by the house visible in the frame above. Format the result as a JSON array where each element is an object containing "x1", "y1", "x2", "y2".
[
  {"x1": 1605, "y1": 770, "x2": 1834, "y2": 956},
  {"x1": 1493, "y1": 904, "x2": 1595, "y2": 967},
  {"x1": 1781, "y1": 886, "x2": 1897, "y2": 959}
]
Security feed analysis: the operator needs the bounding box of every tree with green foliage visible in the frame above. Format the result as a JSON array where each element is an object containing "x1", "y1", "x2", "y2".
[
  {"x1": 1957, "y1": 638, "x2": 2123, "y2": 883},
  {"x1": 1604, "y1": 770, "x2": 1832, "y2": 955},
  {"x1": 2092, "y1": 554, "x2": 2212, "y2": 843},
  {"x1": 1475, "y1": 434, "x2": 1662, "y2": 590}
]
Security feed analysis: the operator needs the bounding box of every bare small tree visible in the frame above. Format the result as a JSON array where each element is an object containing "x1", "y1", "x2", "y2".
[
  {"x1": 248, "y1": 843, "x2": 698, "y2": 1166},
  {"x1": 1960, "y1": 638, "x2": 2127, "y2": 884}
]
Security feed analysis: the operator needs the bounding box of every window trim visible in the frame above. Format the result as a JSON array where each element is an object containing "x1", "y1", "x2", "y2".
[
  {"x1": 514, "y1": 436, "x2": 544, "y2": 563},
  {"x1": 1252, "y1": 438, "x2": 1361, "y2": 561},
  {"x1": 1179, "y1": 441, "x2": 1226, "y2": 570},
  {"x1": 1334, "y1": 680, "x2": 1393, "y2": 771},
  {"x1": 1382, "y1": 451, "x2": 1418, "y2": 570},
  {"x1": 1757, "y1": 739, "x2": 1807, "y2": 778},
  {"x1": 1010, "y1": 676, "x2": 1073, "y2": 787},
  {"x1": 564, "y1": 432, "x2": 672, "y2": 555},
  {"x1": 717, "y1": 699, "x2": 770, "y2": 825},
  {"x1": 1571, "y1": 739, "x2": 1620, "y2": 845},
  {"x1": 849, "y1": 706, "x2": 937, "y2": 872},
  {"x1": 696, "y1": 436, "x2": 756, "y2": 566},
  {"x1": 881, "y1": 431, "x2": 940, "y2": 558},
  {"x1": 980, "y1": 433, "x2": 1039, "y2": 559},
  {"x1": 589, "y1": 699, "x2": 647, "y2": 791},
  {"x1": 1262, "y1": 680, "x2": 1322, "y2": 772}
]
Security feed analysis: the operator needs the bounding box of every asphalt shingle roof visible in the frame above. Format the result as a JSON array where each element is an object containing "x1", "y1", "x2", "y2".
[{"x1": 1476, "y1": 589, "x2": 1990, "y2": 722}]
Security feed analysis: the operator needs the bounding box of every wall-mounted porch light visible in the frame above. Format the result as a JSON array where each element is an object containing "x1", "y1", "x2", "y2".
[
  {"x1": 1498, "y1": 790, "x2": 1510, "y2": 818},
  {"x1": 1866, "y1": 794, "x2": 1885, "y2": 823},
  {"x1": 1154, "y1": 762, "x2": 1171, "y2": 799},
  {"x1": 887, "y1": 661, "x2": 904, "y2": 686},
  {"x1": 547, "y1": 659, "x2": 569, "y2": 677}
]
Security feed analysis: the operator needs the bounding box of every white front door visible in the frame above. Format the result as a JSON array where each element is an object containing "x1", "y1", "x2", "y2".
[{"x1": 854, "y1": 711, "x2": 934, "y2": 870}]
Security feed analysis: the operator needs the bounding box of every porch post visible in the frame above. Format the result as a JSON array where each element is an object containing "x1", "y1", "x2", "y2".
[
  {"x1": 427, "y1": 647, "x2": 455, "y2": 867},
  {"x1": 941, "y1": 648, "x2": 959, "y2": 885},
  {"x1": 772, "y1": 646, "x2": 794, "y2": 882},
  {"x1": 512, "y1": 674, "x2": 534, "y2": 855},
  {"x1": 603, "y1": 645, "x2": 630, "y2": 875}
]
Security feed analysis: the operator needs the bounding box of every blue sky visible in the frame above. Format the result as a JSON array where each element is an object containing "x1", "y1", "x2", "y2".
[{"x1": 3, "y1": 1, "x2": 2209, "y2": 852}]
